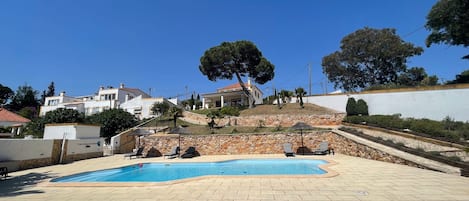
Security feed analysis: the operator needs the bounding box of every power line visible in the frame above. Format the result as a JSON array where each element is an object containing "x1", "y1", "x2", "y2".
[{"x1": 402, "y1": 26, "x2": 425, "y2": 38}]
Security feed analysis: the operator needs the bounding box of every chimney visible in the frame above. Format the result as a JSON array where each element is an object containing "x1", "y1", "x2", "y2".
[
  {"x1": 120, "y1": 83, "x2": 125, "y2": 89},
  {"x1": 59, "y1": 91, "x2": 66, "y2": 96}
]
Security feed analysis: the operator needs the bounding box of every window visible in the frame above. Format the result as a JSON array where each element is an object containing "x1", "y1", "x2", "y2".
[
  {"x1": 47, "y1": 99, "x2": 59, "y2": 106},
  {"x1": 101, "y1": 93, "x2": 117, "y2": 101}
]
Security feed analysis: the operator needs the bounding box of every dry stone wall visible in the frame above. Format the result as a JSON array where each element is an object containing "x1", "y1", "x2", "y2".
[
  {"x1": 140, "y1": 131, "x2": 426, "y2": 169},
  {"x1": 63, "y1": 152, "x2": 103, "y2": 163}
]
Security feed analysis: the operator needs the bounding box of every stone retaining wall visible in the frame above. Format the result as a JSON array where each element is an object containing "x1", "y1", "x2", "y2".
[
  {"x1": 18, "y1": 158, "x2": 54, "y2": 170},
  {"x1": 181, "y1": 111, "x2": 345, "y2": 127},
  {"x1": 140, "y1": 131, "x2": 426, "y2": 169},
  {"x1": 63, "y1": 152, "x2": 103, "y2": 163}
]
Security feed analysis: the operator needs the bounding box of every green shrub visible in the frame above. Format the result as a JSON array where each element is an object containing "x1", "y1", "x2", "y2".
[
  {"x1": 0, "y1": 127, "x2": 10, "y2": 133},
  {"x1": 273, "y1": 125, "x2": 282, "y2": 132},
  {"x1": 356, "y1": 99, "x2": 369, "y2": 116},
  {"x1": 464, "y1": 147, "x2": 469, "y2": 153},
  {"x1": 395, "y1": 142, "x2": 405, "y2": 146},
  {"x1": 343, "y1": 116, "x2": 363, "y2": 124},
  {"x1": 219, "y1": 106, "x2": 240, "y2": 116},
  {"x1": 447, "y1": 156, "x2": 462, "y2": 162},
  {"x1": 346, "y1": 97, "x2": 357, "y2": 116}
]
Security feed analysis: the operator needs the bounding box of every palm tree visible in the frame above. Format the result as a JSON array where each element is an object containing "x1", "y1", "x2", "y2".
[
  {"x1": 295, "y1": 87, "x2": 307, "y2": 108},
  {"x1": 168, "y1": 106, "x2": 183, "y2": 128},
  {"x1": 279, "y1": 90, "x2": 293, "y2": 106}
]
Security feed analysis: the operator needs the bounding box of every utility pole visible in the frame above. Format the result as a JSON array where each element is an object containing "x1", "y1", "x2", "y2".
[{"x1": 308, "y1": 63, "x2": 312, "y2": 95}]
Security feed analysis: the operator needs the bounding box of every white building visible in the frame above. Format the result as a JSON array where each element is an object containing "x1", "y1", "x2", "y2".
[
  {"x1": 201, "y1": 80, "x2": 263, "y2": 108},
  {"x1": 43, "y1": 123, "x2": 101, "y2": 140},
  {"x1": 40, "y1": 84, "x2": 168, "y2": 119}
]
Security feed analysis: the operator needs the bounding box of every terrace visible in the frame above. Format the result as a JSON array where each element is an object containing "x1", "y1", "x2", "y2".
[{"x1": 1, "y1": 154, "x2": 469, "y2": 200}]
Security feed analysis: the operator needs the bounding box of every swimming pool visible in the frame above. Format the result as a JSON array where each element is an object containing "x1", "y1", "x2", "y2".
[{"x1": 52, "y1": 159, "x2": 328, "y2": 183}]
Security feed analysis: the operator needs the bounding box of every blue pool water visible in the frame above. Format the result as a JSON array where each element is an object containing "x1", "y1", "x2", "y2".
[{"x1": 51, "y1": 159, "x2": 328, "y2": 182}]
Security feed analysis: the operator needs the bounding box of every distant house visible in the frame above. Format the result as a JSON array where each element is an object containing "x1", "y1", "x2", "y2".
[
  {"x1": 202, "y1": 80, "x2": 263, "y2": 109},
  {"x1": 0, "y1": 108, "x2": 31, "y2": 137},
  {"x1": 39, "y1": 83, "x2": 171, "y2": 120},
  {"x1": 120, "y1": 96, "x2": 176, "y2": 120}
]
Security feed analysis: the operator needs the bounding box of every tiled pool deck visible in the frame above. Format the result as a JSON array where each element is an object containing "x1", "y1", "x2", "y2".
[{"x1": 1, "y1": 154, "x2": 469, "y2": 201}]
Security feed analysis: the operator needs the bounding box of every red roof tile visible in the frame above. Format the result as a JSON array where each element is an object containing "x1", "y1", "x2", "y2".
[
  {"x1": 218, "y1": 83, "x2": 251, "y2": 92},
  {"x1": 0, "y1": 108, "x2": 31, "y2": 123}
]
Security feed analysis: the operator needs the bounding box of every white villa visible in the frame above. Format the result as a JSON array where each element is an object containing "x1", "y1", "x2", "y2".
[
  {"x1": 202, "y1": 80, "x2": 263, "y2": 108},
  {"x1": 40, "y1": 84, "x2": 174, "y2": 120}
]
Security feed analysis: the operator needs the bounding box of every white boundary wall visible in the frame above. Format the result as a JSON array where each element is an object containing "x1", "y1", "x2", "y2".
[
  {"x1": 0, "y1": 139, "x2": 54, "y2": 161},
  {"x1": 67, "y1": 139, "x2": 104, "y2": 155},
  {"x1": 297, "y1": 86, "x2": 469, "y2": 122}
]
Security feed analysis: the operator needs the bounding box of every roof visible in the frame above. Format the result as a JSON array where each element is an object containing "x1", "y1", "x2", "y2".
[
  {"x1": 0, "y1": 108, "x2": 31, "y2": 123},
  {"x1": 120, "y1": 88, "x2": 151, "y2": 98},
  {"x1": 217, "y1": 83, "x2": 251, "y2": 92}
]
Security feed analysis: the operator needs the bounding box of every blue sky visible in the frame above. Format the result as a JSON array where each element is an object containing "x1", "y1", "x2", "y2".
[{"x1": 1, "y1": 0, "x2": 467, "y2": 99}]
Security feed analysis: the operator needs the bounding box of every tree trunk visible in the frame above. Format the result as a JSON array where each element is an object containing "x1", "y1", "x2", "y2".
[{"x1": 235, "y1": 73, "x2": 254, "y2": 108}]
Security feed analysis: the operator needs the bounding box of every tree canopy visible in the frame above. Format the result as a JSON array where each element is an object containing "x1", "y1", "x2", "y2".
[
  {"x1": 199, "y1": 40, "x2": 275, "y2": 108},
  {"x1": 0, "y1": 84, "x2": 13, "y2": 106},
  {"x1": 41, "y1": 82, "x2": 55, "y2": 105},
  {"x1": 87, "y1": 109, "x2": 137, "y2": 140},
  {"x1": 446, "y1": 70, "x2": 469, "y2": 84},
  {"x1": 23, "y1": 108, "x2": 85, "y2": 137},
  {"x1": 7, "y1": 85, "x2": 40, "y2": 112},
  {"x1": 425, "y1": 0, "x2": 469, "y2": 59},
  {"x1": 398, "y1": 67, "x2": 429, "y2": 87},
  {"x1": 44, "y1": 108, "x2": 84, "y2": 124},
  {"x1": 151, "y1": 101, "x2": 170, "y2": 116},
  {"x1": 322, "y1": 27, "x2": 423, "y2": 91}
]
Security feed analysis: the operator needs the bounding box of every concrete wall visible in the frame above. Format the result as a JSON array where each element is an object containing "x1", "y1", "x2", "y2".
[
  {"x1": 43, "y1": 123, "x2": 101, "y2": 139},
  {"x1": 0, "y1": 139, "x2": 54, "y2": 161},
  {"x1": 67, "y1": 139, "x2": 104, "y2": 155},
  {"x1": 110, "y1": 129, "x2": 136, "y2": 154},
  {"x1": 0, "y1": 138, "x2": 103, "y2": 171},
  {"x1": 296, "y1": 85, "x2": 469, "y2": 122}
]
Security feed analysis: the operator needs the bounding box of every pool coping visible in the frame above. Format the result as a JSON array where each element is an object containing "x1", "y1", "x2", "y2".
[{"x1": 42, "y1": 158, "x2": 339, "y2": 187}]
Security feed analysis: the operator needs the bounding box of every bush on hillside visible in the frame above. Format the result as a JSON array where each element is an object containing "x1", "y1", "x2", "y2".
[
  {"x1": 220, "y1": 106, "x2": 240, "y2": 116},
  {"x1": 356, "y1": 99, "x2": 369, "y2": 116},
  {"x1": 346, "y1": 97, "x2": 357, "y2": 116},
  {"x1": 343, "y1": 115, "x2": 469, "y2": 143}
]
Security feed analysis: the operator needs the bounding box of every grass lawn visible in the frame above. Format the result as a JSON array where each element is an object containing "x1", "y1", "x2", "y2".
[{"x1": 239, "y1": 103, "x2": 340, "y2": 116}]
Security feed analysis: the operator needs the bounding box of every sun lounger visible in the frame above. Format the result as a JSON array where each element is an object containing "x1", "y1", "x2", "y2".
[
  {"x1": 283, "y1": 143, "x2": 295, "y2": 157},
  {"x1": 0, "y1": 167, "x2": 7, "y2": 178},
  {"x1": 312, "y1": 141, "x2": 330, "y2": 155},
  {"x1": 181, "y1": 146, "x2": 198, "y2": 158},
  {"x1": 124, "y1": 147, "x2": 144, "y2": 159},
  {"x1": 164, "y1": 146, "x2": 180, "y2": 159}
]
